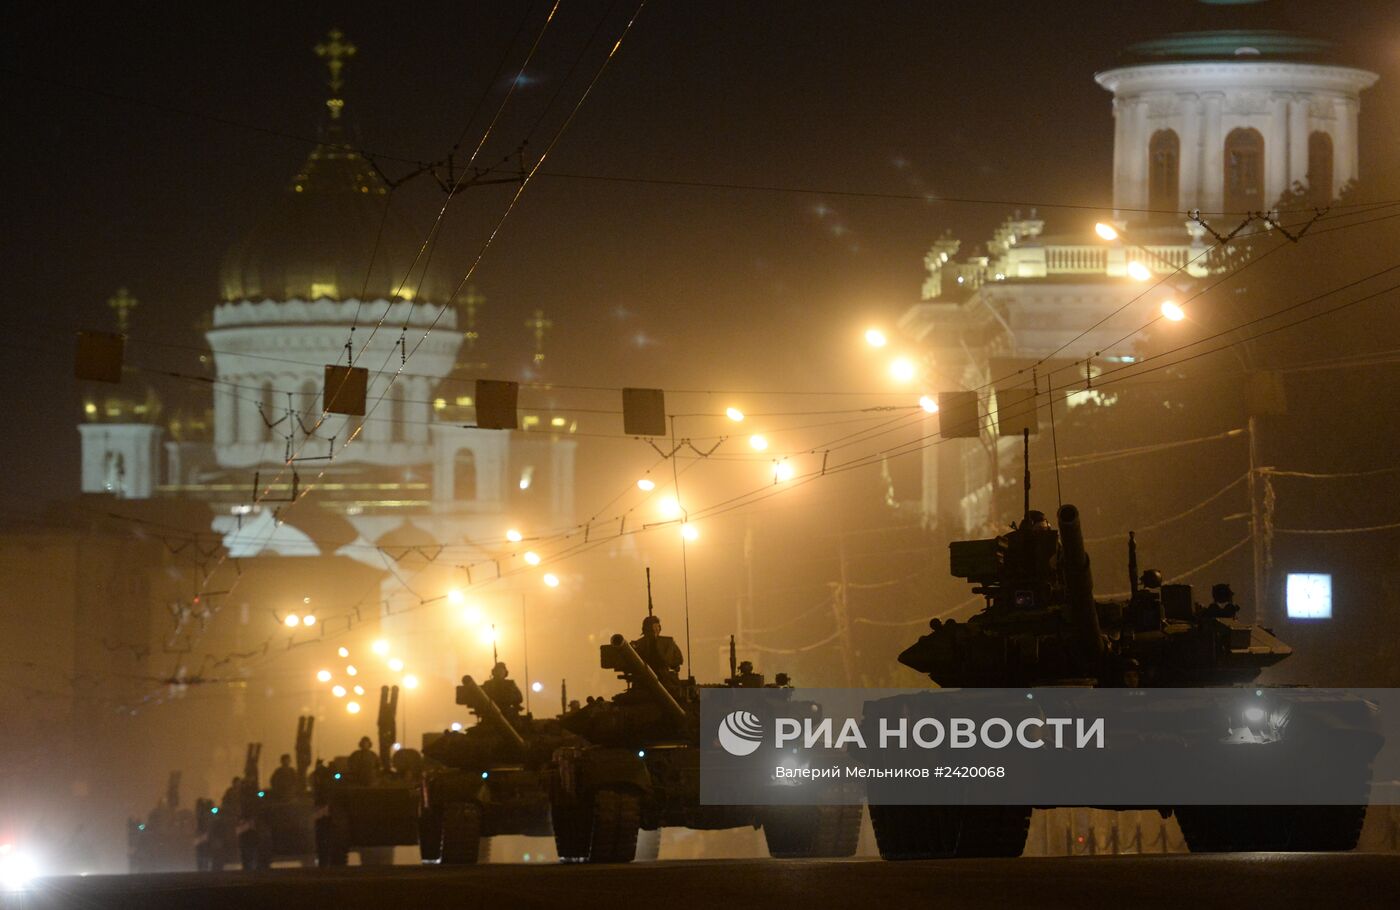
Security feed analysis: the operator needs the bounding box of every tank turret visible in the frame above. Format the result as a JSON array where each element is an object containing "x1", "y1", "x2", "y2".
[
  {"x1": 455, "y1": 674, "x2": 528, "y2": 753},
  {"x1": 899, "y1": 501, "x2": 1291, "y2": 687}
]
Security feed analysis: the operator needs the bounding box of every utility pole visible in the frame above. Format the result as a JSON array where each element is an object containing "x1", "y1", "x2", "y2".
[
  {"x1": 832, "y1": 533, "x2": 856, "y2": 686},
  {"x1": 1247, "y1": 415, "x2": 1266, "y2": 625}
]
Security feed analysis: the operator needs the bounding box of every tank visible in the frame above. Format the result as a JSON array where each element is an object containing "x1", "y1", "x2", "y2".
[
  {"x1": 127, "y1": 771, "x2": 196, "y2": 873},
  {"x1": 235, "y1": 717, "x2": 319, "y2": 868},
  {"x1": 416, "y1": 673, "x2": 573, "y2": 865},
  {"x1": 868, "y1": 496, "x2": 1382, "y2": 858},
  {"x1": 313, "y1": 686, "x2": 423, "y2": 867},
  {"x1": 550, "y1": 630, "x2": 861, "y2": 863}
]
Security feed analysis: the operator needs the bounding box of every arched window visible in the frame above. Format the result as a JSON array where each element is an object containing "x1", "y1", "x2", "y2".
[
  {"x1": 1224, "y1": 128, "x2": 1265, "y2": 214},
  {"x1": 300, "y1": 379, "x2": 318, "y2": 418},
  {"x1": 260, "y1": 381, "x2": 276, "y2": 442},
  {"x1": 453, "y1": 450, "x2": 477, "y2": 501},
  {"x1": 390, "y1": 386, "x2": 406, "y2": 443},
  {"x1": 1307, "y1": 131, "x2": 1333, "y2": 203},
  {"x1": 1148, "y1": 130, "x2": 1180, "y2": 218}
]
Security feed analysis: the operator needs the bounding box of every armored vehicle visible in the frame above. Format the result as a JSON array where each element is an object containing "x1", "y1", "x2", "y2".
[
  {"x1": 418, "y1": 672, "x2": 573, "y2": 864},
  {"x1": 551, "y1": 629, "x2": 861, "y2": 862},
  {"x1": 127, "y1": 772, "x2": 196, "y2": 873},
  {"x1": 869, "y1": 493, "x2": 1381, "y2": 857},
  {"x1": 237, "y1": 717, "x2": 318, "y2": 868},
  {"x1": 314, "y1": 686, "x2": 423, "y2": 866}
]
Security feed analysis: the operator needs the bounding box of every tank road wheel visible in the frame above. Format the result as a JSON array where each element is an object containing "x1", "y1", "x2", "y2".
[
  {"x1": 763, "y1": 805, "x2": 864, "y2": 858},
  {"x1": 439, "y1": 802, "x2": 483, "y2": 865},
  {"x1": 551, "y1": 799, "x2": 593, "y2": 863},
  {"x1": 587, "y1": 789, "x2": 641, "y2": 863},
  {"x1": 1175, "y1": 805, "x2": 1367, "y2": 853},
  {"x1": 419, "y1": 806, "x2": 443, "y2": 863},
  {"x1": 952, "y1": 806, "x2": 1031, "y2": 858}
]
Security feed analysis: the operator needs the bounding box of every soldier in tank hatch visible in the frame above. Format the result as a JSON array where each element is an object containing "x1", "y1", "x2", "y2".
[{"x1": 631, "y1": 614, "x2": 683, "y2": 682}]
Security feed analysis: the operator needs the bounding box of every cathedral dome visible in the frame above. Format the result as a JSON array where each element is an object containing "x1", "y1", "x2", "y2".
[
  {"x1": 1117, "y1": 0, "x2": 1336, "y2": 66},
  {"x1": 219, "y1": 30, "x2": 449, "y2": 304}
]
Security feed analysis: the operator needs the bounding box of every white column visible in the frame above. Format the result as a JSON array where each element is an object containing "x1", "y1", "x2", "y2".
[
  {"x1": 1266, "y1": 94, "x2": 1289, "y2": 205},
  {"x1": 1178, "y1": 93, "x2": 1201, "y2": 215},
  {"x1": 1288, "y1": 94, "x2": 1309, "y2": 190},
  {"x1": 1338, "y1": 98, "x2": 1360, "y2": 186},
  {"x1": 1111, "y1": 97, "x2": 1127, "y2": 216},
  {"x1": 1200, "y1": 93, "x2": 1224, "y2": 214},
  {"x1": 1125, "y1": 98, "x2": 1150, "y2": 213}
]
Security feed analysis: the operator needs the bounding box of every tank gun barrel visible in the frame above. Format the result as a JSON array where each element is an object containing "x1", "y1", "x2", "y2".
[
  {"x1": 1056, "y1": 504, "x2": 1105, "y2": 666},
  {"x1": 608, "y1": 634, "x2": 689, "y2": 728},
  {"x1": 457, "y1": 675, "x2": 529, "y2": 752}
]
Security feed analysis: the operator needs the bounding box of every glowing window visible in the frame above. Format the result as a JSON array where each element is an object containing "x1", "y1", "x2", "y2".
[{"x1": 1286, "y1": 573, "x2": 1332, "y2": 619}]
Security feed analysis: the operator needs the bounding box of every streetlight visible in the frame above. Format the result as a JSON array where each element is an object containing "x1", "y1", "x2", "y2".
[
  {"x1": 388, "y1": 658, "x2": 404, "y2": 673},
  {"x1": 1160, "y1": 300, "x2": 1186, "y2": 322},
  {"x1": 725, "y1": 407, "x2": 745, "y2": 422},
  {"x1": 749, "y1": 434, "x2": 768, "y2": 451},
  {"x1": 302, "y1": 614, "x2": 316, "y2": 627},
  {"x1": 337, "y1": 647, "x2": 350, "y2": 658},
  {"x1": 1127, "y1": 260, "x2": 1152, "y2": 282},
  {"x1": 506, "y1": 528, "x2": 523, "y2": 543},
  {"x1": 346, "y1": 665, "x2": 358, "y2": 676},
  {"x1": 637, "y1": 478, "x2": 655, "y2": 491},
  {"x1": 658, "y1": 496, "x2": 683, "y2": 520},
  {"x1": 371, "y1": 639, "x2": 390, "y2": 656},
  {"x1": 316, "y1": 669, "x2": 332, "y2": 683},
  {"x1": 448, "y1": 589, "x2": 465, "y2": 606},
  {"x1": 864, "y1": 328, "x2": 888, "y2": 348},
  {"x1": 919, "y1": 395, "x2": 939, "y2": 414},
  {"x1": 889, "y1": 357, "x2": 917, "y2": 383},
  {"x1": 681, "y1": 523, "x2": 699, "y2": 541},
  {"x1": 523, "y1": 551, "x2": 541, "y2": 566},
  {"x1": 284, "y1": 614, "x2": 300, "y2": 628},
  {"x1": 1094, "y1": 221, "x2": 1119, "y2": 241},
  {"x1": 543, "y1": 573, "x2": 560, "y2": 588},
  {"x1": 403, "y1": 675, "x2": 419, "y2": 690},
  {"x1": 346, "y1": 701, "x2": 361, "y2": 714},
  {"x1": 331, "y1": 685, "x2": 346, "y2": 698},
  {"x1": 774, "y1": 461, "x2": 796, "y2": 483}
]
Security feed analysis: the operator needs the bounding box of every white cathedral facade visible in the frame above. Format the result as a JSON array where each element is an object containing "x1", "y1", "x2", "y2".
[
  {"x1": 899, "y1": 3, "x2": 1377, "y2": 535},
  {"x1": 77, "y1": 33, "x2": 577, "y2": 592}
]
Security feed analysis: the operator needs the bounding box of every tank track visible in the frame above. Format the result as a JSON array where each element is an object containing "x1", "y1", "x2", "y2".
[
  {"x1": 870, "y1": 804, "x2": 1031, "y2": 860},
  {"x1": 1175, "y1": 805, "x2": 1367, "y2": 852}
]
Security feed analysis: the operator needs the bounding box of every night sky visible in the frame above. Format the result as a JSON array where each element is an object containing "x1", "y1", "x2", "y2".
[{"x1": 2, "y1": 0, "x2": 1397, "y2": 518}]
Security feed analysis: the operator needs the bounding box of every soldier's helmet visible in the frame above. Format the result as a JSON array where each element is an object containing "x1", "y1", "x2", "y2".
[
  {"x1": 358, "y1": 736, "x2": 373, "y2": 749},
  {"x1": 1022, "y1": 510, "x2": 1049, "y2": 529},
  {"x1": 1211, "y1": 583, "x2": 1235, "y2": 604},
  {"x1": 492, "y1": 661, "x2": 509, "y2": 678},
  {"x1": 642, "y1": 615, "x2": 661, "y2": 634},
  {"x1": 738, "y1": 660, "x2": 754, "y2": 673},
  {"x1": 1140, "y1": 569, "x2": 1164, "y2": 590}
]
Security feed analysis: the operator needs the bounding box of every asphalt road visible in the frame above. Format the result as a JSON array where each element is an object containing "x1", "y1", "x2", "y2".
[{"x1": 6, "y1": 855, "x2": 1400, "y2": 910}]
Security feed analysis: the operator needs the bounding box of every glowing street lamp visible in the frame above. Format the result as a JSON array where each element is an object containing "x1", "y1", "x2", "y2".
[
  {"x1": 448, "y1": 589, "x2": 465, "y2": 606},
  {"x1": 337, "y1": 647, "x2": 350, "y2": 658},
  {"x1": 636, "y1": 478, "x2": 655, "y2": 492},
  {"x1": 658, "y1": 496, "x2": 683, "y2": 521},
  {"x1": 680, "y1": 523, "x2": 699, "y2": 542},
  {"x1": 403, "y1": 675, "x2": 419, "y2": 690},
  {"x1": 316, "y1": 669, "x2": 332, "y2": 683},
  {"x1": 889, "y1": 357, "x2": 917, "y2": 383},
  {"x1": 773, "y1": 461, "x2": 796, "y2": 483},
  {"x1": 1127, "y1": 261, "x2": 1152, "y2": 282},
  {"x1": 506, "y1": 528, "x2": 523, "y2": 543},
  {"x1": 725, "y1": 407, "x2": 745, "y2": 422},
  {"x1": 302, "y1": 614, "x2": 316, "y2": 627},
  {"x1": 346, "y1": 665, "x2": 358, "y2": 677},
  {"x1": 523, "y1": 551, "x2": 541, "y2": 566},
  {"x1": 864, "y1": 328, "x2": 888, "y2": 348},
  {"x1": 543, "y1": 573, "x2": 560, "y2": 588},
  {"x1": 353, "y1": 685, "x2": 365, "y2": 696},
  {"x1": 388, "y1": 658, "x2": 404, "y2": 673},
  {"x1": 371, "y1": 639, "x2": 390, "y2": 656},
  {"x1": 284, "y1": 614, "x2": 300, "y2": 628},
  {"x1": 346, "y1": 701, "x2": 361, "y2": 714},
  {"x1": 461, "y1": 604, "x2": 483, "y2": 626},
  {"x1": 748, "y1": 434, "x2": 769, "y2": 452},
  {"x1": 1094, "y1": 221, "x2": 1119, "y2": 241},
  {"x1": 919, "y1": 395, "x2": 939, "y2": 414},
  {"x1": 331, "y1": 685, "x2": 346, "y2": 698},
  {"x1": 1160, "y1": 300, "x2": 1186, "y2": 322}
]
